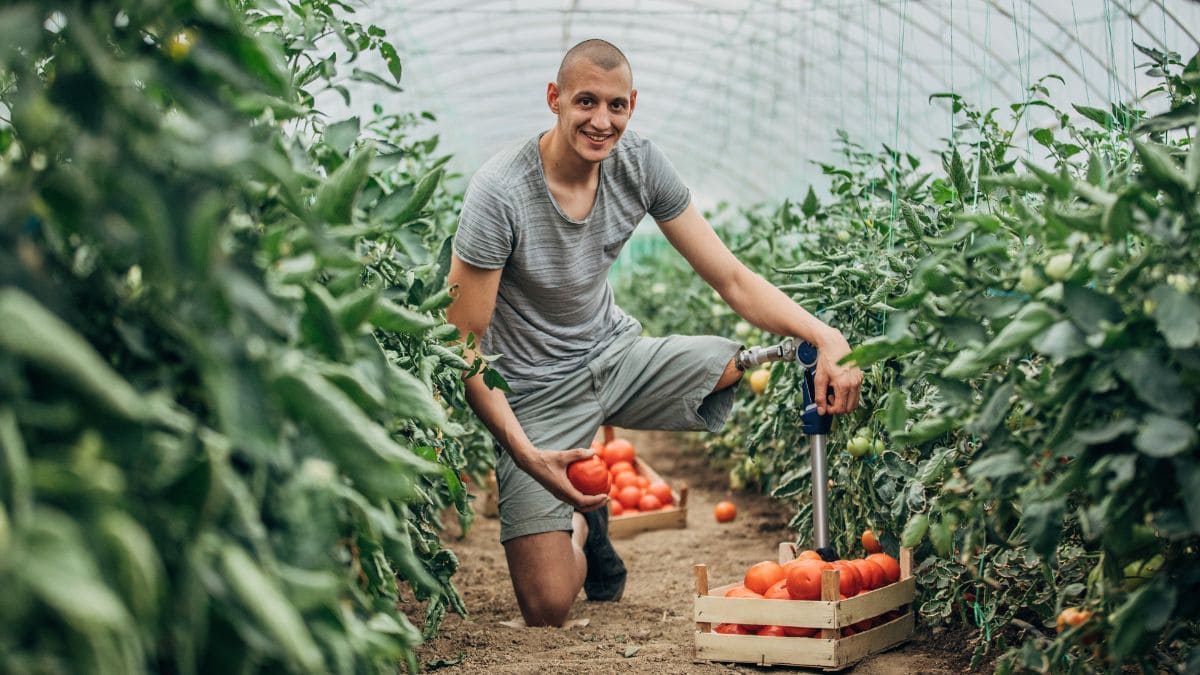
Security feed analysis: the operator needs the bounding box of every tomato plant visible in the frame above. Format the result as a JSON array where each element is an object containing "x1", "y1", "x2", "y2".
[{"x1": 0, "y1": 1, "x2": 496, "y2": 672}]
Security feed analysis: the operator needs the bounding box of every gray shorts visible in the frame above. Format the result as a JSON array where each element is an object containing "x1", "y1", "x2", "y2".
[{"x1": 495, "y1": 328, "x2": 742, "y2": 543}]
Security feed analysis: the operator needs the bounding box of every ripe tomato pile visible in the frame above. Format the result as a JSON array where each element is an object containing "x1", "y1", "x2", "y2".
[
  {"x1": 567, "y1": 434, "x2": 676, "y2": 516},
  {"x1": 713, "y1": 547, "x2": 904, "y2": 638}
]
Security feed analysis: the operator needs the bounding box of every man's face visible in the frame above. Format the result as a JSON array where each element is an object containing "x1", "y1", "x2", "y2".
[{"x1": 548, "y1": 60, "x2": 636, "y2": 163}]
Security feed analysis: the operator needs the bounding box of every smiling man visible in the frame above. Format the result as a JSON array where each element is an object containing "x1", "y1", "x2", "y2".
[{"x1": 447, "y1": 39, "x2": 863, "y2": 627}]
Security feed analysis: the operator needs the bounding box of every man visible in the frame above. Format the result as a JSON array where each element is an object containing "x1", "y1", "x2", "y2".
[{"x1": 447, "y1": 39, "x2": 862, "y2": 627}]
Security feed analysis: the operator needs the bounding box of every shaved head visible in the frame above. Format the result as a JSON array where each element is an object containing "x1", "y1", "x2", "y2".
[{"x1": 556, "y1": 39, "x2": 631, "y2": 89}]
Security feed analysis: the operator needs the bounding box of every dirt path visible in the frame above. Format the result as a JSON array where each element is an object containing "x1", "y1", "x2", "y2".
[{"x1": 407, "y1": 430, "x2": 971, "y2": 674}]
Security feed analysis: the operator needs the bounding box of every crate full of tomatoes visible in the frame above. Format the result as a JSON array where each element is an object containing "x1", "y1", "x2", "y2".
[
  {"x1": 692, "y1": 540, "x2": 915, "y2": 670},
  {"x1": 566, "y1": 427, "x2": 687, "y2": 539}
]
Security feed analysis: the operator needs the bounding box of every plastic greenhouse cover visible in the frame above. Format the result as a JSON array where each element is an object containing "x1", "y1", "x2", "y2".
[{"x1": 325, "y1": 0, "x2": 1200, "y2": 212}]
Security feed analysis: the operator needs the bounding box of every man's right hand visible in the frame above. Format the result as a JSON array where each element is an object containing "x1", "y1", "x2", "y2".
[{"x1": 515, "y1": 446, "x2": 609, "y2": 512}]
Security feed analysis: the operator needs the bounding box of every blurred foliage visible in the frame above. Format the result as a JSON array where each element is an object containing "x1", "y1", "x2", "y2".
[
  {"x1": 614, "y1": 45, "x2": 1200, "y2": 673},
  {"x1": 0, "y1": 1, "x2": 494, "y2": 673}
]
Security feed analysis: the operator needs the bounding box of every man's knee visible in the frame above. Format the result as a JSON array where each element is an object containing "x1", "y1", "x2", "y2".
[{"x1": 518, "y1": 589, "x2": 575, "y2": 627}]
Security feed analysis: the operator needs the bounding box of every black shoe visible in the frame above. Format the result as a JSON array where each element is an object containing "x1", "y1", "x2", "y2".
[{"x1": 581, "y1": 508, "x2": 626, "y2": 601}]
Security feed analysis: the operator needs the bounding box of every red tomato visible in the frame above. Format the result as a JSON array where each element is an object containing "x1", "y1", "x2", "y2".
[{"x1": 566, "y1": 456, "x2": 610, "y2": 495}]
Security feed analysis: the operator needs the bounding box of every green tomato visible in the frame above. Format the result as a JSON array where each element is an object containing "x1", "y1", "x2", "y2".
[
  {"x1": 847, "y1": 435, "x2": 871, "y2": 458},
  {"x1": 1044, "y1": 252, "x2": 1074, "y2": 281},
  {"x1": 871, "y1": 438, "x2": 885, "y2": 456},
  {"x1": 835, "y1": 230, "x2": 851, "y2": 242},
  {"x1": 1018, "y1": 266, "x2": 1043, "y2": 294}
]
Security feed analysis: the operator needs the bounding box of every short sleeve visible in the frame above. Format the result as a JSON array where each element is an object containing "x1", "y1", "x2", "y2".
[
  {"x1": 454, "y1": 171, "x2": 515, "y2": 269},
  {"x1": 640, "y1": 138, "x2": 691, "y2": 222}
]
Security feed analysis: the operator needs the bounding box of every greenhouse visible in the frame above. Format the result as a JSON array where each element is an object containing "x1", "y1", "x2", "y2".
[{"x1": 1, "y1": 1, "x2": 1198, "y2": 673}]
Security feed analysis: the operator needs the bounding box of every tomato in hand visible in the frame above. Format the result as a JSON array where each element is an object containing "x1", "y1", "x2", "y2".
[{"x1": 567, "y1": 456, "x2": 611, "y2": 496}]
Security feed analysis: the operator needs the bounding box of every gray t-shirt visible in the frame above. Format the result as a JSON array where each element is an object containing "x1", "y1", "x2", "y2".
[{"x1": 454, "y1": 129, "x2": 691, "y2": 396}]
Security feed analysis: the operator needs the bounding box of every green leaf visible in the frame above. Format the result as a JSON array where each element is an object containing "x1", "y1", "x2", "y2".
[
  {"x1": 929, "y1": 515, "x2": 956, "y2": 556},
  {"x1": 1074, "y1": 418, "x2": 1137, "y2": 445},
  {"x1": 893, "y1": 416, "x2": 956, "y2": 445},
  {"x1": 482, "y1": 367, "x2": 512, "y2": 393},
  {"x1": 383, "y1": 167, "x2": 444, "y2": 226},
  {"x1": 301, "y1": 285, "x2": 348, "y2": 360},
  {"x1": 969, "y1": 380, "x2": 1014, "y2": 437},
  {"x1": 1134, "y1": 414, "x2": 1196, "y2": 458},
  {"x1": 1133, "y1": 139, "x2": 1189, "y2": 191},
  {"x1": 1074, "y1": 104, "x2": 1115, "y2": 129},
  {"x1": 801, "y1": 185, "x2": 819, "y2": 217},
  {"x1": 1020, "y1": 496, "x2": 1065, "y2": 559},
  {"x1": 370, "y1": 298, "x2": 436, "y2": 335},
  {"x1": 336, "y1": 286, "x2": 379, "y2": 333},
  {"x1": 967, "y1": 451, "x2": 1024, "y2": 480},
  {"x1": 884, "y1": 391, "x2": 907, "y2": 434},
  {"x1": 1115, "y1": 350, "x2": 1193, "y2": 417},
  {"x1": 314, "y1": 144, "x2": 375, "y2": 224},
  {"x1": 273, "y1": 366, "x2": 440, "y2": 500},
  {"x1": 219, "y1": 545, "x2": 325, "y2": 672},
  {"x1": 99, "y1": 511, "x2": 164, "y2": 623},
  {"x1": 1062, "y1": 283, "x2": 1123, "y2": 335},
  {"x1": 1087, "y1": 152, "x2": 1106, "y2": 187},
  {"x1": 379, "y1": 41, "x2": 403, "y2": 83},
  {"x1": 977, "y1": 302, "x2": 1057, "y2": 363},
  {"x1": 1134, "y1": 101, "x2": 1199, "y2": 133},
  {"x1": 1174, "y1": 457, "x2": 1200, "y2": 532},
  {"x1": 20, "y1": 509, "x2": 132, "y2": 627},
  {"x1": 324, "y1": 117, "x2": 360, "y2": 156},
  {"x1": 0, "y1": 289, "x2": 155, "y2": 422},
  {"x1": 844, "y1": 336, "x2": 921, "y2": 368},
  {"x1": 1031, "y1": 127, "x2": 1055, "y2": 148},
  {"x1": 901, "y1": 513, "x2": 929, "y2": 547},
  {"x1": 1150, "y1": 284, "x2": 1200, "y2": 349},
  {"x1": 1109, "y1": 581, "x2": 1176, "y2": 660},
  {"x1": 384, "y1": 363, "x2": 449, "y2": 428},
  {"x1": 418, "y1": 287, "x2": 453, "y2": 313},
  {"x1": 1031, "y1": 320, "x2": 1087, "y2": 360},
  {"x1": 941, "y1": 348, "x2": 987, "y2": 379},
  {"x1": 947, "y1": 149, "x2": 970, "y2": 203}
]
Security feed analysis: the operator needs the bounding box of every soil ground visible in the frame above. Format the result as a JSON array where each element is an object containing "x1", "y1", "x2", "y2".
[{"x1": 404, "y1": 429, "x2": 978, "y2": 674}]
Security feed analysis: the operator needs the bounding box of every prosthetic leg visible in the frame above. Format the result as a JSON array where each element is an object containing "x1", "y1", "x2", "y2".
[{"x1": 737, "y1": 338, "x2": 837, "y2": 562}]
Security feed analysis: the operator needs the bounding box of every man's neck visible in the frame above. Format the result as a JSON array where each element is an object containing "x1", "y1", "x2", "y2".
[{"x1": 540, "y1": 128, "x2": 600, "y2": 187}]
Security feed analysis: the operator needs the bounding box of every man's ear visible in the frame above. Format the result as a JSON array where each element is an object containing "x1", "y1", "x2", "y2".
[
  {"x1": 546, "y1": 81, "x2": 560, "y2": 114},
  {"x1": 629, "y1": 88, "x2": 637, "y2": 115}
]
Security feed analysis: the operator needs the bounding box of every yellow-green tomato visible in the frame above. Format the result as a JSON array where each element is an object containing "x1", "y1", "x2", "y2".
[
  {"x1": 847, "y1": 435, "x2": 871, "y2": 458},
  {"x1": 1018, "y1": 266, "x2": 1043, "y2": 294},
  {"x1": 1044, "y1": 253, "x2": 1073, "y2": 281}
]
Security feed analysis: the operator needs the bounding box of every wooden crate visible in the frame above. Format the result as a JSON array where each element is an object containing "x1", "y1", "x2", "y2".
[
  {"x1": 693, "y1": 544, "x2": 915, "y2": 670},
  {"x1": 608, "y1": 456, "x2": 688, "y2": 539}
]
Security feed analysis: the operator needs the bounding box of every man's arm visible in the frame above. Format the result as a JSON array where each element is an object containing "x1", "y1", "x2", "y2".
[
  {"x1": 446, "y1": 254, "x2": 607, "y2": 510},
  {"x1": 657, "y1": 203, "x2": 863, "y2": 415}
]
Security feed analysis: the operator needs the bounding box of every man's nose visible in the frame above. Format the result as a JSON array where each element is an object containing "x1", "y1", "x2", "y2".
[{"x1": 590, "y1": 108, "x2": 611, "y2": 130}]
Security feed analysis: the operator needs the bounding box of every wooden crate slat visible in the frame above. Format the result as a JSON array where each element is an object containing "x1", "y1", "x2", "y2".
[
  {"x1": 695, "y1": 593, "x2": 838, "y2": 628},
  {"x1": 695, "y1": 632, "x2": 838, "y2": 668},
  {"x1": 833, "y1": 611, "x2": 915, "y2": 665},
  {"x1": 836, "y1": 578, "x2": 916, "y2": 624}
]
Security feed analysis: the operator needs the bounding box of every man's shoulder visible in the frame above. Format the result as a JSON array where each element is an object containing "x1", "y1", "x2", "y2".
[{"x1": 472, "y1": 134, "x2": 541, "y2": 192}]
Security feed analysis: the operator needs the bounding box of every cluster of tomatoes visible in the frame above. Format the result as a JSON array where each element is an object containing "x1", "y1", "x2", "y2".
[
  {"x1": 565, "y1": 436, "x2": 675, "y2": 516},
  {"x1": 713, "y1": 536, "x2": 904, "y2": 638}
]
